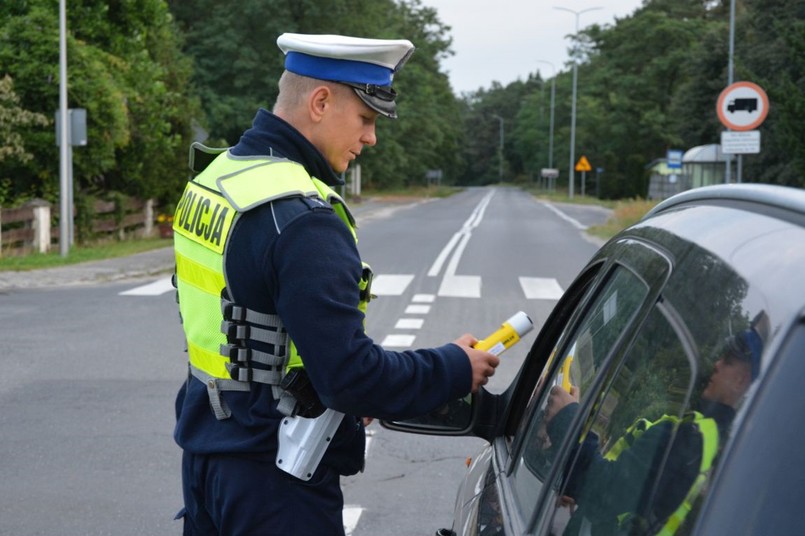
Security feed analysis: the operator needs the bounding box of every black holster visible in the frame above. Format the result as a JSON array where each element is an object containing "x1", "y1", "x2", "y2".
[{"x1": 280, "y1": 369, "x2": 326, "y2": 418}]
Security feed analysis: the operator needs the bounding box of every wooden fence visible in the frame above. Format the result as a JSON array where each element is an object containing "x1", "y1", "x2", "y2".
[{"x1": 0, "y1": 197, "x2": 161, "y2": 257}]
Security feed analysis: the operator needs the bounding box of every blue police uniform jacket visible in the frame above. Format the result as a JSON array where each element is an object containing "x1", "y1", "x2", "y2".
[{"x1": 173, "y1": 109, "x2": 472, "y2": 475}]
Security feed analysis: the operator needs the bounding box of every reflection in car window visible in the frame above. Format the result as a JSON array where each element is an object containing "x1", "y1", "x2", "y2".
[
  {"x1": 545, "y1": 305, "x2": 696, "y2": 536},
  {"x1": 510, "y1": 267, "x2": 649, "y2": 525},
  {"x1": 543, "y1": 301, "x2": 769, "y2": 536}
]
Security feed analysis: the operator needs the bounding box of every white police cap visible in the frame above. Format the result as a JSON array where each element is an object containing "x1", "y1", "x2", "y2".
[{"x1": 277, "y1": 33, "x2": 415, "y2": 119}]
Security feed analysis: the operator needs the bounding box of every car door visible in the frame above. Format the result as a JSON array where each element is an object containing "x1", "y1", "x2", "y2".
[
  {"x1": 520, "y1": 237, "x2": 772, "y2": 536},
  {"x1": 480, "y1": 239, "x2": 672, "y2": 535}
]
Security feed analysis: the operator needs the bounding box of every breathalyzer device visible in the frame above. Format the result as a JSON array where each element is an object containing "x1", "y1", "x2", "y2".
[{"x1": 474, "y1": 311, "x2": 534, "y2": 356}]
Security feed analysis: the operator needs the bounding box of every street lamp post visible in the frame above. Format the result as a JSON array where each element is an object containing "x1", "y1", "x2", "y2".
[
  {"x1": 726, "y1": 0, "x2": 737, "y2": 184},
  {"x1": 536, "y1": 60, "x2": 556, "y2": 172},
  {"x1": 554, "y1": 6, "x2": 602, "y2": 199},
  {"x1": 492, "y1": 114, "x2": 504, "y2": 182},
  {"x1": 59, "y1": 0, "x2": 70, "y2": 257}
]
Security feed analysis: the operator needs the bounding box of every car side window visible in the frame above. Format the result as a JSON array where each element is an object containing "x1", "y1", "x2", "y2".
[
  {"x1": 543, "y1": 304, "x2": 698, "y2": 536},
  {"x1": 510, "y1": 266, "x2": 649, "y2": 524}
]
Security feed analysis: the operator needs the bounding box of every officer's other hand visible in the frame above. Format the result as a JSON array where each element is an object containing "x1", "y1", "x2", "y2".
[
  {"x1": 453, "y1": 334, "x2": 501, "y2": 393},
  {"x1": 363, "y1": 417, "x2": 374, "y2": 427},
  {"x1": 545, "y1": 384, "x2": 579, "y2": 422}
]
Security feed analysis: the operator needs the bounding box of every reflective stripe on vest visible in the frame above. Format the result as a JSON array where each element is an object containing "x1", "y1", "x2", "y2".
[
  {"x1": 656, "y1": 416, "x2": 718, "y2": 536},
  {"x1": 603, "y1": 411, "x2": 719, "y2": 535},
  {"x1": 173, "y1": 151, "x2": 367, "y2": 418}
]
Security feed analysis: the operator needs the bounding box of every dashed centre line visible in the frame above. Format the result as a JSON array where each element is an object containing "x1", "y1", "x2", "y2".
[
  {"x1": 404, "y1": 304, "x2": 431, "y2": 315},
  {"x1": 370, "y1": 274, "x2": 414, "y2": 296},
  {"x1": 380, "y1": 334, "x2": 417, "y2": 347},
  {"x1": 395, "y1": 318, "x2": 424, "y2": 329}
]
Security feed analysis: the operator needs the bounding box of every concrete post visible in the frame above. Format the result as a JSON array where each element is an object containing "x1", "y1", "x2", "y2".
[
  {"x1": 144, "y1": 199, "x2": 155, "y2": 237},
  {"x1": 28, "y1": 199, "x2": 52, "y2": 253}
]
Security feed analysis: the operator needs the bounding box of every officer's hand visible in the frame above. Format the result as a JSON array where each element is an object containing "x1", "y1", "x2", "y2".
[
  {"x1": 454, "y1": 334, "x2": 501, "y2": 393},
  {"x1": 545, "y1": 384, "x2": 579, "y2": 422}
]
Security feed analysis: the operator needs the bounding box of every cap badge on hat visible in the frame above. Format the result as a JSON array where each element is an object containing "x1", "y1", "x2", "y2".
[{"x1": 277, "y1": 33, "x2": 415, "y2": 118}]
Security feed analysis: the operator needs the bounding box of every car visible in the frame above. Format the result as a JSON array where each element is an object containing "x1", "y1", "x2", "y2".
[{"x1": 382, "y1": 183, "x2": 805, "y2": 536}]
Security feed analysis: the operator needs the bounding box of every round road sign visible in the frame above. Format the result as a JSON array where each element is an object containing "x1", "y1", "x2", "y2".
[{"x1": 717, "y1": 81, "x2": 769, "y2": 131}]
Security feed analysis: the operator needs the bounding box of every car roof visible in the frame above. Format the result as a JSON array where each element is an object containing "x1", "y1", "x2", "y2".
[
  {"x1": 645, "y1": 183, "x2": 805, "y2": 220},
  {"x1": 605, "y1": 183, "x2": 805, "y2": 381}
]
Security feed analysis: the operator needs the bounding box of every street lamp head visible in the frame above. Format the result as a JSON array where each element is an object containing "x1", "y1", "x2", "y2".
[
  {"x1": 553, "y1": 6, "x2": 604, "y2": 18},
  {"x1": 536, "y1": 59, "x2": 555, "y2": 74}
]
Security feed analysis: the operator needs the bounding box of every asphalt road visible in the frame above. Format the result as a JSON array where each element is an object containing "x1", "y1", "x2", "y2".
[{"x1": 0, "y1": 188, "x2": 611, "y2": 535}]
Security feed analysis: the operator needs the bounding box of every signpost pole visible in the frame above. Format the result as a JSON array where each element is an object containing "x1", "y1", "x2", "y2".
[
  {"x1": 725, "y1": 0, "x2": 736, "y2": 183},
  {"x1": 58, "y1": 0, "x2": 70, "y2": 257}
]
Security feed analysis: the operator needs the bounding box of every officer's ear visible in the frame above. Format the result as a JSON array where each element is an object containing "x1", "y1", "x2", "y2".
[{"x1": 307, "y1": 85, "x2": 333, "y2": 123}]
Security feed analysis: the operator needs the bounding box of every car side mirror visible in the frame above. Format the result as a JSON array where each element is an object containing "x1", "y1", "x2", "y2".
[{"x1": 380, "y1": 394, "x2": 474, "y2": 435}]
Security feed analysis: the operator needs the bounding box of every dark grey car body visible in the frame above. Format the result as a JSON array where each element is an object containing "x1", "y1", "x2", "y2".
[{"x1": 383, "y1": 184, "x2": 805, "y2": 536}]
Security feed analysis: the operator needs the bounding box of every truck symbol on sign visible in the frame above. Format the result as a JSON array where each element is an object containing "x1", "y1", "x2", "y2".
[{"x1": 727, "y1": 98, "x2": 758, "y2": 113}]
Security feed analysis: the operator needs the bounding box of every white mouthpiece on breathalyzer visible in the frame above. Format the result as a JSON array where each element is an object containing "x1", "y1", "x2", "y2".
[
  {"x1": 506, "y1": 311, "x2": 534, "y2": 337},
  {"x1": 474, "y1": 311, "x2": 534, "y2": 356}
]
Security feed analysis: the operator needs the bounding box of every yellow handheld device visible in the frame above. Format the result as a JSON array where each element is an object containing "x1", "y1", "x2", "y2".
[
  {"x1": 474, "y1": 311, "x2": 534, "y2": 356},
  {"x1": 557, "y1": 355, "x2": 574, "y2": 392}
]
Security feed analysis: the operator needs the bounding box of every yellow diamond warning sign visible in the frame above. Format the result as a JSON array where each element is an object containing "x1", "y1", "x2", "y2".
[{"x1": 575, "y1": 155, "x2": 592, "y2": 172}]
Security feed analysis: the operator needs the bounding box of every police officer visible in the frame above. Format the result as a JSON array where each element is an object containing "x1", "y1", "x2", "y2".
[{"x1": 171, "y1": 33, "x2": 500, "y2": 535}]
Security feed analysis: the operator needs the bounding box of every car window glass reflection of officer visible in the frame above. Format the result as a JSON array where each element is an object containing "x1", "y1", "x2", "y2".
[{"x1": 543, "y1": 313, "x2": 767, "y2": 536}]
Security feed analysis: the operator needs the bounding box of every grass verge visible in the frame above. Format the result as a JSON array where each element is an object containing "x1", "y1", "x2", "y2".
[
  {"x1": 586, "y1": 198, "x2": 660, "y2": 240},
  {"x1": 0, "y1": 237, "x2": 172, "y2": 272}
]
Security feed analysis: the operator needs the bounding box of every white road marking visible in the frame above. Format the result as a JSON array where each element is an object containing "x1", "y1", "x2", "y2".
[
  {"x1": 118, "y1": 277, "x2": 174, "y2": 296},
  {"x1": 371, "y1": 274, "x2": 414, "y2": 296},
  {"x1": 519, "y1": 277, "x2": 564, "y2": 300},
  {"x1": 429, "y1": 190, "x2": 493, "y2": 297},
  {"x1": 412, "y1": 294, "x2": 435, "y2": 303},
  {"x1": 539, "y1": 201, "x2": 588, "y2": 230},
  {"x1": 405, "y1": 304, "x2": 431, "y2": 314},
  {"x1": 428, "y1": 232, "x2": 462, "y2": 277},
  {"x1": 364, "y1": 432, "x2": 373, "y2": 457},
  {"x1": 343, "y1": 506, "x2": 363, "y2": 535},
  {"x1": 438, "y1": 274, "x2": 482, "y2": 298},
  {"x1": 381, "y1": 334, "x2": 416, "y2": 347},
  {"x1": 395, "y1": 318, "x2": 424, "y2": 329}
]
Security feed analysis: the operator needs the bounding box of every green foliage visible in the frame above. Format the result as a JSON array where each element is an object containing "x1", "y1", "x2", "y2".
[
  {"x1": 0, "y1": 75, "x2": 50, "y2": 167},
  {"x1": 74, "y1": 192, "x2": 96, "y2": 244},
  {"x1": 1, "y1": 0, "x2": 803, "y2": 211},
  {"x1": 0, "y1": 0, "x2": 199, "y2": 206},
  {"x1": 465, "y1": 0, "x2": 805, "y2": 195},
  {"x1": 167, "y1": 0, "x2": 462, "y2": 190}
]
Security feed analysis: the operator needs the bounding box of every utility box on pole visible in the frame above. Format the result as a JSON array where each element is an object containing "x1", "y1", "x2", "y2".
[{"x1": 54, "y1": 108, "x2": 87, "y2": 247}]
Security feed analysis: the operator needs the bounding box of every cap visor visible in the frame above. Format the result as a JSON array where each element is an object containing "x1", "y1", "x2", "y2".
[{"x1": 352, "y1": 88, "x2": 397, "y2": 119}]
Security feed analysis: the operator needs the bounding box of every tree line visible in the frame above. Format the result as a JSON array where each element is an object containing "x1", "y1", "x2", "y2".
[{"x1": 1, "y1": 0, "x2": 802, "y2": 213}]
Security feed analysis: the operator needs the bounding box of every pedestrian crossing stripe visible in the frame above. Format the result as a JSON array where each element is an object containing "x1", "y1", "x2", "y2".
[
  {"x1": 519, "y1": 277, "x2": 564, "y2": 300},
  {"x1": 118, "y1": 277, "x2": 174, "y2": 296},
  {"x1": 120, "y1": 275, "x2": 565, "y2": 300},
  {"x1": 343, "y1": 506, "x2": 363, "y2": 535}
]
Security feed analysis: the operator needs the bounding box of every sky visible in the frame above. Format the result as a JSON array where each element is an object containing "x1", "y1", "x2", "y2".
[{"x1": 419, "y1": 1, "x2": 646, "y2": 94}]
